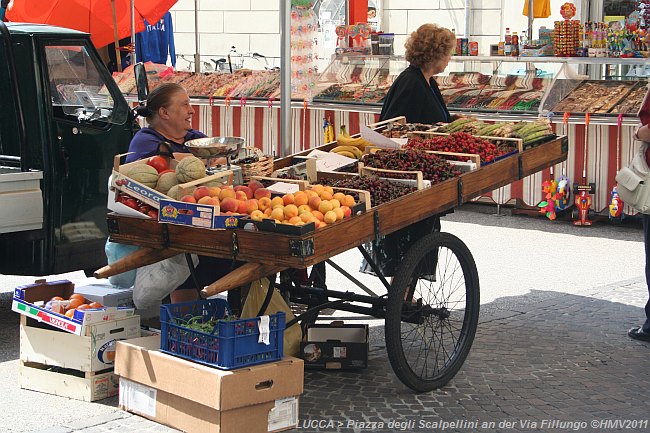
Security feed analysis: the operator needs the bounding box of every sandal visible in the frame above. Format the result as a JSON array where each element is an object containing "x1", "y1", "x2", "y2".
[{"x1": 628, "y1": 326, "x2": 650, "y2": 342}]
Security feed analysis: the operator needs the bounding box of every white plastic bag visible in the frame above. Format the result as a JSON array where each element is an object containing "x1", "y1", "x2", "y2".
[
  {"x1": 133, "y1": 254, "x2": 199, "y2": 309},
  {"x1": 105, "y1": 240, "x2": 139, "y2": 288}
]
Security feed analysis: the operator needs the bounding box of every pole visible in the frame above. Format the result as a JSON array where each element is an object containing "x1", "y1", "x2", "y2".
[
  {"x1": 464, "y1": 0, "x2": 471, "y2": 37},
  {"x1": 280, "y1": 0, "x2": 292, "y2": 157},
  {"x1": 194, "y1": 0, "x2": 200, "y2": 73},
  {"x1": 131, "y1": 0, "x2": 136, "y2": 63},
  {"x1": 527, "y1": 0, "x2": 534, "y2": 42},
  {"x1": 111, "y1": 0, "x2": 122, "y2": 72}
]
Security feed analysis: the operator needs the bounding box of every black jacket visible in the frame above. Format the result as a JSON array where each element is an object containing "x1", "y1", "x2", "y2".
[{"x1": 380, "y1": 65, "x2": 450, "y2": 124}]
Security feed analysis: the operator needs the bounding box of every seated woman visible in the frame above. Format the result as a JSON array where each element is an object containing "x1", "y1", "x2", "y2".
[{"x1": 127, "y1": 83, "x2": 234, "y2": 303}]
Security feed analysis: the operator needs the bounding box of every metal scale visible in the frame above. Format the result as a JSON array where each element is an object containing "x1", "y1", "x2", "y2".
[{"x1": 184, "y1": 136, "x2": 246, "y2": 185}]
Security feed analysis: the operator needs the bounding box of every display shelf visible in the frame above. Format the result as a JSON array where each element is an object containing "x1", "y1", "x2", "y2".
[{"x1": 451, "y1": 56, "x2": 650, "y2": 65}]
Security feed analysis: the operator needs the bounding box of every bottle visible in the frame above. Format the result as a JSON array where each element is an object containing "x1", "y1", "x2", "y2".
[
  {"x1": 511, "y1": 32, "x2": 519, "y2": 56},
  {"x1": 520, "y1": 30, "x2": 528, "y2": 50},
  {"x1": 504, "y1": 28, "x2": 512, "y2": 56}
]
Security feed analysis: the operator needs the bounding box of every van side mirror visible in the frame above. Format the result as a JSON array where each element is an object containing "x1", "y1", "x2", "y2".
[{"x1": 134, "y1": 62, "x2": 149, "y2": 104}]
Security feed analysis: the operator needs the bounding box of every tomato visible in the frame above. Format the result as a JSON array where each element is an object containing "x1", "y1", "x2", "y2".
[
  {"x1": 159, "y1": 168, "x2": 175, "y2": 175},
  {"x1": 147, "y1": 156, "x2": 169, "y2": 173},
  {"x1": 124, "y1": 198, "x2": 139, "y2": 210},
  {"x1": 147, "y1": 210, "x2": 159, "y2": 219}
]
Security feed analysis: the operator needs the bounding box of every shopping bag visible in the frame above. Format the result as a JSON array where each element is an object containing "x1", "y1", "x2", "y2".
[
  {"x1": 104, "y1": 239, "x2": 139, "y2": 288},
  {"x1": 616, "y1": 142, "x2": 650, "y2": 214},
  {"x1": 241, "y1": 278, "x2": 302, "y2": 357},
  {"x1": 133, "y1": 254, "x2": 199, "y2": 309}
]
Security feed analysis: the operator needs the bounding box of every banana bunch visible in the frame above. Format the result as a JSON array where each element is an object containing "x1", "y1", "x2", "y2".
[{"x1": 330, "y1": 126, "x2": 373, "y2": 159}]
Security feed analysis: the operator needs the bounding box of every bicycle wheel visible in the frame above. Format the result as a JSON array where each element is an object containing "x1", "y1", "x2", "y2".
[{"x1": 385, "y1": 232, "x2": 479, "y2": 392}]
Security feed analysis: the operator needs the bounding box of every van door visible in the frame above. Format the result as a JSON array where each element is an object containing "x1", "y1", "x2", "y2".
[{"x1": 41, "y1": 41, "x2": 133, "y2": 274}]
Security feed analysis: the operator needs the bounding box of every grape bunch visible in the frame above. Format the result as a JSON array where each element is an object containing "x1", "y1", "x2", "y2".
[
  {"x1": 320, "y1": 176, "x2": 416, "y2": 206},
  {"x1": 406, "y1": 132, "x2": 512, "y2": 163},
  {"x1": 360, "y1": 149, "x2": 461, "y2": 183}
]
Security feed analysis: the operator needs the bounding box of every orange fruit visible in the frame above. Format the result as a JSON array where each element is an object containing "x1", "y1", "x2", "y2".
[
  {"x1": 283, "y1": 204, "x2": 299, "y2": 219},
  {"x1": 343, "y1": 195, "x2": 356, "y2": 207},
  {"x1": 88, "y1": 302, "x2": 104, "y2": 309},
  {"x1": 67, "y1": 298, "x2": 84, "y2": 310},
  {"x1": 293, "y1": 192, "x2": 308, "y2": 206},
  {"x1": 333, "y1": 192, "x2": 346, "y2": 202},
  {"x1": 65, "y1": 309, "x2": 76, "y2": 318},
  {"x1": 69, "y1": 293, "x2": 86, "y2": 302},
  {"x1": 76, "y1": 304, "x2": 91, "y2": 311}
]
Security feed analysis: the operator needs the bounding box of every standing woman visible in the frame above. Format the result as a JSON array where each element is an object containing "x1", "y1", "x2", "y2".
[
  {"x1": 380, "y1": 23, "x2": 456, "y2": 124},
  {"x1": 361, "y1": 23, "x2": 457, "y2": 278},
  {"x1": 126, "y1": 83, "x2": 206, "y2": 163}
]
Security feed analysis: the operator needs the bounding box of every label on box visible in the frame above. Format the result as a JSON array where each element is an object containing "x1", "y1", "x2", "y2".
[
  {"x1": 112, "y1": 171, "x2": 168, "y2": 208},
  {"x1": 333, "y1": 346, "x2": 347, "y2": 358},
  {"x1": 159, "y1": 199, "x2": 244, "y2": 229},
  {"x1": 268, "y1": 397, "x2": 298, "y2": 432},
  {"x1": 119, "y1": 378, "x2": 157, "y2": 417}
]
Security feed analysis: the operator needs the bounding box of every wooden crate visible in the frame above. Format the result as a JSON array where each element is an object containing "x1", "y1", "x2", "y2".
[
  {"x1": 19, "y1": 314, "x2": 141, "y2": 372},
  {"x1": 519, "y1": 136, "x2": 568, "y2": 177},
  {"x1": 19, "y1": 360, "x2": 118, "y2": 402}
]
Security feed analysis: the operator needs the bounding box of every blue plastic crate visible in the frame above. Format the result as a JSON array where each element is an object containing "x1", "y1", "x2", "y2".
[{"x1": 160, "y1": 299, "x2": 285, "y2": 370}]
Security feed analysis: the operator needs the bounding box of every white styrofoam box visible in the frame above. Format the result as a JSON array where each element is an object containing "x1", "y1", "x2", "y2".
[
  {"x1": 74, "y1": 284, "x2": 134, "y2": 308},
  {"x1": 224, "y1": 11, "x2": 279, "y2": 34},
  {"x1": 0, "y1": 169, "x2": 43, "y2": 234}
]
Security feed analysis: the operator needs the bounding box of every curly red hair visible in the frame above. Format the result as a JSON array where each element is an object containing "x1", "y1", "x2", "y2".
[{"x1": 404, "y1": 24, "x2": 456, "y2": 71}]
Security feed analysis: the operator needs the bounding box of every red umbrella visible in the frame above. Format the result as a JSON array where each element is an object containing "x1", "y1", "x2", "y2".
[{"x1": 6, "y1": 0, "x2": 177, "y2": 48}]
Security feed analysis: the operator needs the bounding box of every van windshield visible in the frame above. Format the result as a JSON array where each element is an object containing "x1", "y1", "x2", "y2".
[{"x1": 45, "y1": 44, "x2": 127, "y2": 125}]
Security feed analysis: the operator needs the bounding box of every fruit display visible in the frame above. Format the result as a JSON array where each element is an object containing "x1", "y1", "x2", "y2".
[
  {"x1": 329, "y1": 131, "x2": 374, "y2": 160},
  {"x1": 320, "y1": 176, "x2": 416, "y2": 207},
  {"x1": 360, "y1": 149, "x2": 461, "y2": 183},
  {"x1": 438, "y1": 118, "x2": 555, "y2": 149},
  {"x1": 405, "y1": 132, "x2": 514, "y2": 164},
  {"x1": 115, "y1": 193, "x2": 159, "y2": 219},
  {"x1": 42, "y1": 293, "x2": 105, "y2": 319},
  {"x1": 379, "y1": 123, "x2": 434, "y2": 138},
  {"x1": 551, "y1": 80, "x2": 642, "y2": 114}
]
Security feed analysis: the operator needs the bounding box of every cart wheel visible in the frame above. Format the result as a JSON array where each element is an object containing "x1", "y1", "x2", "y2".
[{"x1": 385, "y1": 232, "x2": 479, "y2": 392}]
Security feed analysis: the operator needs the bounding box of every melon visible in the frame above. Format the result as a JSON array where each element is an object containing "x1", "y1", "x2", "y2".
[
  {"x1": 126, "y1": 164, "x2": 158, "y2": 188},
  {"x1": 155, "y1": 171, "x2": 178, "y2": 195},
  {"x1": 175, "y1": 156, "x2": 206, "y2": 183}
]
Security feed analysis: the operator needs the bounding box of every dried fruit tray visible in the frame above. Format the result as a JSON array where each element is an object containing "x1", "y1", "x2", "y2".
[{"x1": 160, "y1": 299, "x2": 284, "y2": 370}]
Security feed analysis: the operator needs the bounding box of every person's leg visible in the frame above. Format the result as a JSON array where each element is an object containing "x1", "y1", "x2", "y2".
[
  {"x1": 629, "y1": 214, "x2": 650, "y2": 341},
  {"x1": 642, "y1": 214, "x2": 650, "y2": 333}
]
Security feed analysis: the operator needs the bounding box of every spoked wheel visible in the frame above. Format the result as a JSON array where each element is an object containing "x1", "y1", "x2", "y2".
[{"x1": 385, "y1": 232, "x2": 480, "y2": 392}]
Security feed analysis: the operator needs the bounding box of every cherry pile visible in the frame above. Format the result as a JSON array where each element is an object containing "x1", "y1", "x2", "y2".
[
  {"x1": 320, "y1": 176, "x2": 416, "y2": 206},
  {"x1": 360, "y1": 149, "x2": 461, "y2": 183},
  {"x1": 406, "y1": 132, "x2": 514, "y2": 163}
]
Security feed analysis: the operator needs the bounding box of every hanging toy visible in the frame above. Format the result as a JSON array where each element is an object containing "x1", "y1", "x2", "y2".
[
  {"x1": 323, "y1": 117, "x2": 335, "y2": 143},
  {"x1": 609, "y1": 186, "x2": 625, "y2": 221},
  {"x1": 538, "y1": 179, "x2": 559, "y2": 220},
  {"x1": 554, "y1": 175, "x2": 571, "y2": 211}
]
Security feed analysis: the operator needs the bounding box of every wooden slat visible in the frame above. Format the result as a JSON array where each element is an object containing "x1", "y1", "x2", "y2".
[
  {"x1": 520, "y1": 136, "x2": 568, "y2": 178},
  {"x1": 460, "y1": 156, "x2": 519, "y2": 202}
]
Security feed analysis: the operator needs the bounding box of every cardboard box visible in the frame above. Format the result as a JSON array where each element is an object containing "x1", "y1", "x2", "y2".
[
  {"x1": 74, "y1": 283, "x2": 134, "y2": 308},
  {"x1": 19, "y1": 360, "x2": 119, "y2": 402},
  {"x1": 115, "y1": 336, "x2": 303, "y2": 433},
  {"x1": 301, "y1": 322, "x2": 368, "y2": 370},
  {"x1": 12, "y1": 280, "x2": 135, "y2": 336},
  {"x1": 20, "y1": 314, "x2": 141, "y2": 372}
]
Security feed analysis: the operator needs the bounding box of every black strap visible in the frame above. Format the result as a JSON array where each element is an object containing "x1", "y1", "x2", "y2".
[{"x1": 157, "y1": 141, "x2": 173, "y2": 157}]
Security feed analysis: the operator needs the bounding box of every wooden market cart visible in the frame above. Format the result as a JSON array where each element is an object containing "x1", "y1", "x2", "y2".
[{"x1": 98, "y1": 135, "x2": 568, "y2": 392}]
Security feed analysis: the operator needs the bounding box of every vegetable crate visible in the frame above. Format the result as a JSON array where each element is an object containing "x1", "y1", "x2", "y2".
[{"x1": 160, "y1": 299, "x2": 285, "y2": 370}]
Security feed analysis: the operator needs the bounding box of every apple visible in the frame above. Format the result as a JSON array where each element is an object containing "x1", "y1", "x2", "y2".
[
  {"x1": 124, "y1": 198, "x2": 139, "y2": 209},
  {"x1": 234, "y1": 185, "x2": 254, "y2": 199},
  {"x1": 248, "y1": 180, "x2": 264, "y2": 193},
  {"x1": 147, "y1": 210, "x2": 159, "y2": 219},
  {"x1": 193, "y1": 186, "x2": 211, "y2": 201},
  {"x1": 254, "y1": 187, "x2": 271, "y2": 200},
  {"x1": 180, "y1": 195, "x2": 196, "y2": 203}
]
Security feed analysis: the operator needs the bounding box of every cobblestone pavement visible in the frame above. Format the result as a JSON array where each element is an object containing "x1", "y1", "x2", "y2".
[{"x1": 3, "y1": 276, "x2": 650, "y2": 433}]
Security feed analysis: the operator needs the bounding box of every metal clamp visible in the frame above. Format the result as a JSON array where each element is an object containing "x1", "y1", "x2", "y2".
[{"x1": 231, "y1": 231, "x2": 239, "y2": 259}]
